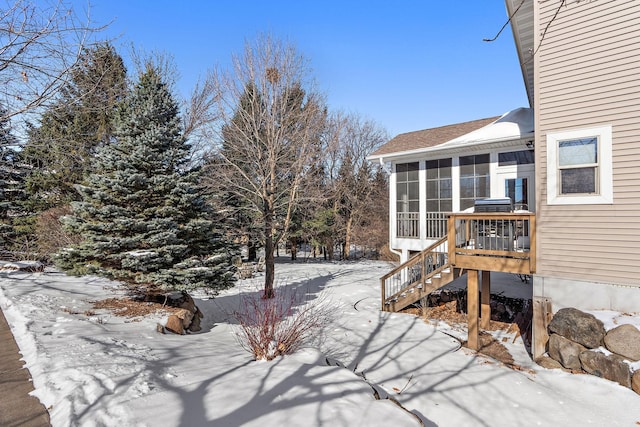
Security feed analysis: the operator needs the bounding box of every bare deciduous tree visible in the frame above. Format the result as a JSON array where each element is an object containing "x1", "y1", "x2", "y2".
[
  {"x1": 0, "y1": 0, "x2": 103, "y2": 125},
  {"x1": 324, "y1": 112, "x2": 388, "y2": 259},
  {"x1": 204, "y1": 34, "x2": 326, "y2": 298}
]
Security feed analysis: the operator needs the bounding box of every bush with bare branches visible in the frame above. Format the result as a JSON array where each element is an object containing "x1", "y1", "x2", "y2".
[
  {"x1": 232, "y1": 284, "x2": 333, "y2": 361},
  {"x1": 35, "y1": 205, "x2": 81, "y2": 259}
]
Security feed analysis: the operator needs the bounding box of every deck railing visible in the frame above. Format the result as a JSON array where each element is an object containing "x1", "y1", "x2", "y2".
[
  {"x1": 447, "y1": 212, "x2": 536, "y2": 274},
  {"x1": 426, "y1": 212, "x2": 449, "y2": 239},
  {"x1": 396, "y1": 211, "x2": 449, "y2": 239},
  {"x1": 396, "y1": 212, "x2": 420, "y2": 238}
]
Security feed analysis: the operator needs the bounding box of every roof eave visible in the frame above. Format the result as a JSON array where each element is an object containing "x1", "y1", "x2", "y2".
[
  {"x1": 506, "y1": 0, "x2": 535, "y2": 107},
  {"x1": 367, "y1": 132, "x2": 535, "y2": 163}
]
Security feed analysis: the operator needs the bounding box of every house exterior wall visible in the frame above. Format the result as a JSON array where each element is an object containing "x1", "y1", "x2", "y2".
[{"x1": 534, "y1": 0, "x2": 640, "y2": 307}]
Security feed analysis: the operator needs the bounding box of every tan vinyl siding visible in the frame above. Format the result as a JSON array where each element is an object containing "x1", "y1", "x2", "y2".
[{"x1": 535, "y1": 0, "x2": 640, "y2": 286}]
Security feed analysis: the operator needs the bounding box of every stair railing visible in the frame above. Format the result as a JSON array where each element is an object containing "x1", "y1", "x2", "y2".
[{"x1": 380, "y1": 236, "x2": 448, "y2": 310}]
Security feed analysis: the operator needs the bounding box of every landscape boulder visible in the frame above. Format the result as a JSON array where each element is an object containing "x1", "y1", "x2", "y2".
[
  {"x1": 535, "y1": 355, "x2": 565, "y2": 371},
  {"x1": 188, "y1": 307, "x2": 204, "y2": 332},
  {"x1": 548, "y1": 307, "x2": 605, "y2": 349},
  {"x1": 177, "y1": 293, "x2": 197, "y2": 314},
  {"x1": 165, "y1": 314, "x2": 185, "y2": 335},
  {"x1": 604, "y1": 324, "x2": 640, "y2": 361},
  {"x1": 579, "y1": 350, "x2": 631, "y2": 388},
  {"x1": 154, "y1": 291, "x2": 203, "y2": 334},
  {"x1": 548, "y1": 333, "x2": 586, "y2": 370},
  {"x1": 175, "y1": 309, "x2": 194, "y2": 329}
]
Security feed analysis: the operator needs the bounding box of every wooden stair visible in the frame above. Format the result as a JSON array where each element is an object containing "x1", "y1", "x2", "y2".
[{"x1": 381, "y1": 236, "x2": 465, "y2": 312}]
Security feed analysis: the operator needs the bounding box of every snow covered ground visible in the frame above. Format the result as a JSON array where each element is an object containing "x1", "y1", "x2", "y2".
[{"x1": 1, "y1": 259, "x2": 639, "y2": 426}]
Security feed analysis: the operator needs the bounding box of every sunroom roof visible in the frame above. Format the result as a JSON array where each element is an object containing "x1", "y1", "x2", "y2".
[
  {"x1": 368, "y1": 107, "x2": 534, "y2": 161},
  {"x1": 439, "y1": 107, "x2": 533, "y2": 149}
]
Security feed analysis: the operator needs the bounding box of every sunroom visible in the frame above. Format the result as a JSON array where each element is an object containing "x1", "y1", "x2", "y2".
[{"x1": 369, "y1": 107, "x2": 535, "y2": 264}]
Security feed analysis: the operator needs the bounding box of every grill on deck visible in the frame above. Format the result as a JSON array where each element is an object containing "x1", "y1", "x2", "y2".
[{"x1": 474, "y1": 198, "x2": 513, "y2": 213}]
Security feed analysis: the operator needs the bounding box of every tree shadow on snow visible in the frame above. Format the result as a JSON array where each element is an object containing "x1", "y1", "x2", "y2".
[{"x1": 4, "y1": 263, "x2": 543, "y2": 427}]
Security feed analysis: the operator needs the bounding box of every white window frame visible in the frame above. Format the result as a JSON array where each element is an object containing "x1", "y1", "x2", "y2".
[{"x1": 546, "y1": 125, "x2": 613, "y2": 205}]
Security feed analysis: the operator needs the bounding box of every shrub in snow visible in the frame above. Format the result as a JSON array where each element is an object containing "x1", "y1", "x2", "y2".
[
  {"x1": 232, "y1": 284, "x2": 332, "y2": 361},
  {"x1": 54, "y1": 66, "x2": 237, "y2": 295}
]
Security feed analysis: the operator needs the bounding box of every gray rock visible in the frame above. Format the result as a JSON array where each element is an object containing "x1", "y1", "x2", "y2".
[
  {"x1": 548, "y1": 307, "x2": 605, "y2": 349},
  {"x1": 604, "y1": 324, "x2": 640, "y2": 361},
  {"x1": 579, "y1": 350, "x2": 631, "y2": 388},
  {"x1": 535, "y1": 355, "x2": 565, "y2": 371},
  {"x1": 548, "y1": 333, "x2": 586, "y2": 370}
]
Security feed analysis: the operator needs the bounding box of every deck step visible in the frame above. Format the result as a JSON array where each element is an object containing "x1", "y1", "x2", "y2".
[{"x1": 383, "y1": 266, "x2": 465, "y2": 312}]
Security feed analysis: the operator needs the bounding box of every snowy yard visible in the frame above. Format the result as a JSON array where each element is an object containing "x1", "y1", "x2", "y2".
[{"x1": 1, "y1": 259, "x2": 639, "y2": 426}]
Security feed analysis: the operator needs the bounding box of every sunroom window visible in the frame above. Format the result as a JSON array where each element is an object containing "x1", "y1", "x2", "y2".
[
  {"x1": 396, "y1": 162, "x2": 419, "y2": 238},
  {"x1": 460, "y1": 154, "x2": 490, "y2": 210},
  {"x1": 426, "y1": 158, "x2": 452, "y2": 212}
]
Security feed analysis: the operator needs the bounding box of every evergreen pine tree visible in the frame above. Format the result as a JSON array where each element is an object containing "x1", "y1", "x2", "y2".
[
  {"x1": 56, "y1": 66, "x2": 237, "y2": 294},
  {"x1": 23, "y1": 43, "x2": 128, "y2": 213}
]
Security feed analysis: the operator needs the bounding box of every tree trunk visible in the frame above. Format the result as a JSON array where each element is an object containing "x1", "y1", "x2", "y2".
[
  {"x1": 290, "y1": 239, "x2": 297, "y2": 261},
  {"x1": 326, "y1": 239, "x2": 334, "y2": 260},
  {"x1": 343, "y1": 216, "x2": 353, "y2": 260},
  {"x1": 264, "y1": 233, "x2": 275, "y2": 298},
  {"x1": 263, "y1": 204, "x2": 275, "y2": 298}
]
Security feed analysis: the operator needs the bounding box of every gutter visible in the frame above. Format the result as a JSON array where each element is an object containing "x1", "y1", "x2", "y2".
[
  {"x1": 368, "y1": 133, "x2": 534, "y2": 163},
  {"x1": 378, "y1": 157, "x2": 392, "y2": 175}
]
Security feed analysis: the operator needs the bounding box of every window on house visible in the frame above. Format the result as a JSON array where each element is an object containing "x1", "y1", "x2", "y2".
[
  {"x1": 396, "y1": 162, "x2": 419, "y2": 238},
  {"x1": 426, "y1": 158, "x2": 452, "y2": 212},
  {"x1": 396, "y1": 162, "x2": 419, "y2": 213},
  {"x1": 459, "y1": 154, "x2": 490, "y2": 210},
  {"x1": 558, "y1": 138, "x2": 597, "y2": 194},
  {"x1": 498, "y1": 150, "x2": 534, "y2": 166},
  {"x1": 547, "y1": 125, "x2": 613, "y2": 205}
]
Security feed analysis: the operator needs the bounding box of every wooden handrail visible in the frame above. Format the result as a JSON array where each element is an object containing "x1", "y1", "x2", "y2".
[
  {"x1": 380, "y1": 236, "x2": 448, "y2": 309},
  {"x1": 380, "y1": 236, "x2": 447, "y2": 283}
]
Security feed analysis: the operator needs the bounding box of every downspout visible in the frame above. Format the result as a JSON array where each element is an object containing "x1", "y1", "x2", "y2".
[{"x1": 379, "y1": 157, "x2": 403, "y2": 260}]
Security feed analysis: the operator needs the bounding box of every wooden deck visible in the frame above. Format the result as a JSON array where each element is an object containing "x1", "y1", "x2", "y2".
[{"x1": 381, "y1": 212, "x2": 536, "y2": 351}]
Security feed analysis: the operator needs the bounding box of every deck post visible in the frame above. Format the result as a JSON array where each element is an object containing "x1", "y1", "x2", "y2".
[
  {"x1": 447, "y1": 216, "x2": 456, "y2": 266},
  {"x1": 533, "y1": 297, "x2": 552, "y2": 359},
  {"x1": 467, "y1": 269, "x2": 479, "y2": 350},
  {"x1": 481, "y1": 270, "x2": 491, "y2": 329}
]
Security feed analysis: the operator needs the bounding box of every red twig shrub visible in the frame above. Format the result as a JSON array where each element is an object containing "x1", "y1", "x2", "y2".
[{"x1": 232, "y1": 285, "x2": 332, "y2": 361}]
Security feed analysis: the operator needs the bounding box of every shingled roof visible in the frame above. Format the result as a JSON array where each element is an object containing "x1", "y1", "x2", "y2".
[{"x1": 370, "y1": 116, "x2": 500, "y2": 157}]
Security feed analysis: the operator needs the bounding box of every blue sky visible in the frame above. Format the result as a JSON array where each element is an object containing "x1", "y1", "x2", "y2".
[{"x1": 76, "y1": 1, "x2": 528, "y2": 136}]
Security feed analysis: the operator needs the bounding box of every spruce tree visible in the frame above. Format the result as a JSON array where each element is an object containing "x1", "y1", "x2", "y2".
[{"x1": 56, "y1": 66, "x2": 237, "y2": 295}]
